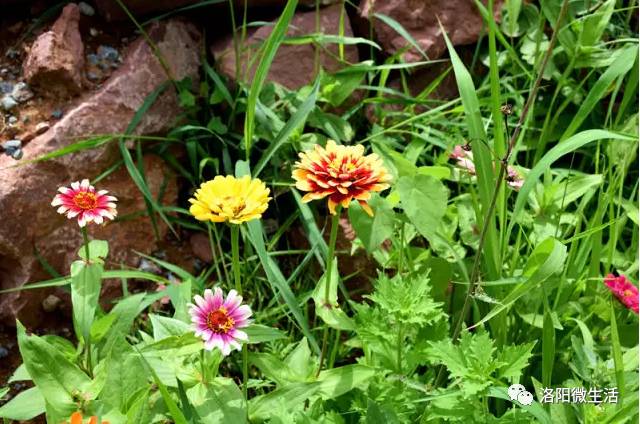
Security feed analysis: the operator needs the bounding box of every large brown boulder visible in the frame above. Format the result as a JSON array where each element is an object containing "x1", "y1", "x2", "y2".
[
  {"x1": 361, "y1": 0, "x2": 501, "y2": 61},
  {"x1": 212, "y1": 3, "x2": 359, "y2": 90},
  {"x1": 0, "y1": 19, "x2": 201, "y2": 327},
  {"x1": 23, "y1": 3, "x2": 85, "y2": 97}
]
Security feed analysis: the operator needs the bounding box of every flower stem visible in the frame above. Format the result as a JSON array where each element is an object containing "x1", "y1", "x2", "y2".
[
  {"x1": 81, "y1": 227, "x2": 90, "y2": 263},
  {"x1": 80, "y1": 227, "x2": 92, "y2": 376},
  {"x1": 230, "y1": 225, "x2": 248, "y2": 403},
  {"x1": 316, "y1": 209, "x2": 341, "y2": 377}
]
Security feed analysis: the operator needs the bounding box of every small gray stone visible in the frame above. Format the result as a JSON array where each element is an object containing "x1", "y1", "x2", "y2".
[
  {"x1": 4, "y1": 48, "x2": 19, "y2": 60},
  {"x1": 89, "y1": 27, "x2": 99, "y2": 37},
  {"x1": 10, "y1": 148, "x2": 23, "y2": 160},
  {"x1": 2, "y1": 139, "x2": 21, "y2": 150},
  {"x1": 87, "y1": 53, "x2": 99, "y2": 66},
  {"x1": 42, "y1": 294, "x2": 62, "y2": 312},
  {"x1": 1, "y1": 95, "x2": 17, "y2": 110},
  {"x1": 11, "y1": 82, "x2": 34, "y2": 103},
  {"x1": 0, "y1": 81, "x2": 13, "y2": 94},
  {"x1": 0, "y1": 346, "x2": 8, "y2": 359},
  {"x1": 78, "y1": 1, "x2": 95, "y2": 16},
  {"x1": 97, "y1": 45, "x2": 119, "y2": 62},
  {"x1": 138, "y1": 258, "x2": 162, "y2": 275},
  {"x1": 35, "y1": 122, "x2": 50, "y2": 134},
  {"x1": 51, "y1": 109, "x2": 63, "y2": 119},
  {"x1": 7, "y1": 116, "x2": 17, "y2": 124},
  {"x1": 87, "y1": 71, "x2": 100, "y2": 81}
]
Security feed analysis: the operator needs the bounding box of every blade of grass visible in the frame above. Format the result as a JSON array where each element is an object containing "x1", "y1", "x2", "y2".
[
  {"x1": 244, "y1": 0, "x2": 298, "y2": 159},
  {"x1": 373, "y1": 13, "x2": 429, "y2": 60},
  {"x1": 254, "y1": 77, "x2": 320, "y2": 177}
]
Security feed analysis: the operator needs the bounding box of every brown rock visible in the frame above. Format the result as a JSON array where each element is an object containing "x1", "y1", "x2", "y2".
[
  {"x1": 93, "y1": 0, "x2": 313, "y2": 22},
  {"x1": 212, "y1": 3, "x2": 359, "y2": 90},
  {"x1": 190, "y1": 232, "x2": 213, "y2": 263},
  {"x1": 361, "y1": 0, "x2": 501, "y2": 61},
  {"x1": 0, "y1": 19, "x2": 201, "y2": 327},
  {"x1": 23, "y1": 3, "x2": 85, "y2": 96}
]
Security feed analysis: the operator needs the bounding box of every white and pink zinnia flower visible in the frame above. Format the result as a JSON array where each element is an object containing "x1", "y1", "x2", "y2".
[
  {"x1": 51, "y1": 179, "x2": 118, "y2": 227},
  {"x1": 189, "y1": 288, "x2": 252, "y2": 356}
]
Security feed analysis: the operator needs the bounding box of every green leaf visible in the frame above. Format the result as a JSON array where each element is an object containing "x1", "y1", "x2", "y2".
[
  {"x1": 150, "y1": 314, "x2": 191, "y2": 340},
  {"x1": 373, "y1": 13, "x2": 428, "y2": 60},
  {"x1": 16, "y1": 322, "x2": 93, "y2": 417},
  {"x1": 497, "y1": 342, "x2": 536, "y2": 380},
  {"x1": 0, "y1": 387, "x2": 46, "y2": 421},
  {"x1": 243, "y1": 324, "x2": 287, "y2": 344},
  {"x1": 397, "y1": 174, "x2": 447, "y2": 243},
  {"x1": 101, "y1": 293, "x2": 145, "y2": 358},
  {"x1": 246, "y1": 219, "x2": 319, "y2": 354},
  {"x1": 186, "y1": 379, "x2": 246, "y2": 424},
  {"x1": 244, "y1": 0, "x2": 299, "y2": 157},
  {"x1": 312, "y1": 262, "x2": 355, "y2": 331},
  {"x1": 471, "y1": 238, "x2": 567, "y2": 329},
  {"x1": 77, "y1": 239, "x2": 109, "y2": 261},
  {"x1": 8, "y1": 363, "x2": 30, "y2": 383},
  {"x1": 510, "y1": 130, "x2": 635, "y2": 232},
  {"x1": 561, "y1": 44, "x2": 637, "y2": 140},
  {"x1": 254, "y1": 78, "x2": 320, "y2": 177},
  {"x1": 542, "y1": 307, "x2": 555, "y2": 387},
  {"x1": 249, "y1": 382, "x2": 321, "y2": 421},
  {"x1": 135, "y1": 346, "x2": 189, "y2": 424},
  {"x1": 441, "y1": 23, "x2": 499, "y2": 278},
  {"x1": 487, "y1": 387, "x2": 553, "y2": 424},
  {"x1": 101, "y1": 348, "x2": 147, "y2": 413},
  {"x1": 349, "y1": 194, "x2": 395, "y2": 253},
  {"x1": 316, "y1": 364, "x2": 376, "y2": 399},
  {"x1": 70, "y1": 260, "x2": 104, "y2": 344}
]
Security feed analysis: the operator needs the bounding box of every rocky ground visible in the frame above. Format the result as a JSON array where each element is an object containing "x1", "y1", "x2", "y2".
[{"x1": 0, "y1": 0, "x2": 496, "y2": 415}]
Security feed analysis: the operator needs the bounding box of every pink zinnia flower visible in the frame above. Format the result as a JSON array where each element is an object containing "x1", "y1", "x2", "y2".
[
  {"x1": 604, "y1": 273, "x2": 639, "y2": 314},
  {"x1": 51, "y1": 179, "x2": 117, "y2": 227},
  {"x1": 189, "y1": 288, "x2": 252, "y2": 355},
  {"x1": 449, "y1": 145, "x2": 524, "y2": 191}
]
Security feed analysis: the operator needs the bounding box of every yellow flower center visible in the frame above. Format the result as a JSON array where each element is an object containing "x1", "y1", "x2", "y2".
[
  {"x1": 73, "y1": 191, "x2": 98, "y2": 210},
  {"x1": 623, "y1": 289, "x2": 633, "y2": 298},
  {"x1": 206, "y1": 307, "x2": 234, "y2": 334}
]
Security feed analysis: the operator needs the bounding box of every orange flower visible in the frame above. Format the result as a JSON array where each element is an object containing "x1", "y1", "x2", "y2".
[
  {"x1": 292, "y1": 140, "x2": 391, "y2": 216},
  {"x1": 65, "y1": 411, "x2": 109, "y2": 424}
]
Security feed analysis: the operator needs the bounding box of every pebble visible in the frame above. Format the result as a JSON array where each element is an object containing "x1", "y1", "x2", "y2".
[
  {"x1": 4, "y1": 48, "x2": 19, "y2": 60},
  {"x1": 11, "y1": 82, "x2": 34, "y2": 103},
  {"x1": 1, "y1": 95, "x2": 17, "y2": 110},
  {"x1": 1, "y1": 139, "x2": 22, "y2": 160},
  {"x1": 0, "y1": 346, "x2": 8, "y2": 359},
  {"x1": 87, "y1": 53, "x2": 100, "y2": 66},
  {"x1": 89, "y1": 27, "x2": 99, "y2": 37},
  {"x1": 78, "y1": 1, "x2": 95, "y2": 16},
  {"x1": 0, "y1": 81, "x2": 13, "y2": 94},
  {"x1": 138, "y1": 258, "x2": 162, "y2": 275},
  {"x1": 87, "y1": 71, "x2": 100, "y2": 81},
  {"x1": 0, "y1": 68, "x2": 8, "y2": 76},
  {"x1": 35, "y1": 122, "x2": 50, "y2": 134},
  {"x1": 2, "y1": 139, "x2": 22, "y2": 150},
  {"x1": 98, "y1": 45, "x2": 119, "y2": 62},
  {"x1": 42, "y1": 294, "x2": 62, "y2": 312},
  {"x1": 7, "y1": 116, "x2": 17, "y2": 124},
  {"x1": 51, "y1": 109, "x2": 63, "y2": 119}
]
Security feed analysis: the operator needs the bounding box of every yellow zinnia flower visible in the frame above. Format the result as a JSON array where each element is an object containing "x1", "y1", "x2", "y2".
[
  {"x1": 189, "y1": 175, "x2": 271, "y2": 224},
  {"x1": 292, "y1": 140, "x2": 391, "y2": 216}
]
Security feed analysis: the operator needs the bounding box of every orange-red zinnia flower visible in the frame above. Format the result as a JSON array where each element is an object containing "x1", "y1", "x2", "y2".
[
  {"x1": 51, "y1": 179, "x2": 117, "y2": 227},
  {"x1": 292, "y1": 140, "x2": 391, "y2": 216},
  {"x1": 65, "y1": 411, "x2": 110, "y2": 424}
]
